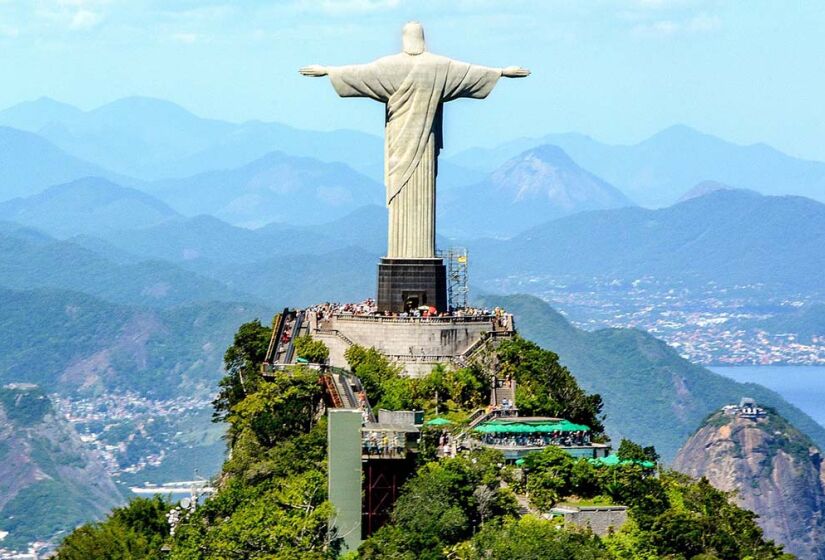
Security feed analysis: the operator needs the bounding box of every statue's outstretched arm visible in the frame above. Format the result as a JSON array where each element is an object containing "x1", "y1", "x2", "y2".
[
  {"x1": 299, "y1": 65, "x2": 328, "y2": 77},
  {"x1": 502, "y1": 66, "x2": 530, "y2": 78}
]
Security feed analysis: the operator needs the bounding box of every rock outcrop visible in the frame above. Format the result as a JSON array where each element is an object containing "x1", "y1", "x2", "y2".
[
  {"x1": 674, "y1": 407, "x2": 825, "y2": 559},
  {"x1": 0, "y1": 385, "x2": 122, "y2": 550}
]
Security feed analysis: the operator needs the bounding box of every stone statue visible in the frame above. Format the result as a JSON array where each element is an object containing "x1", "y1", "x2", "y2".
[{"x1": 301, "y1": 22, "x2": 529, "y2": 259}]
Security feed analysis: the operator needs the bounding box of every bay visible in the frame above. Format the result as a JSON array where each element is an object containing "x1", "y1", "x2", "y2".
[{"x1": 710, "y1": 366, "x2": 825, "y2": 429}]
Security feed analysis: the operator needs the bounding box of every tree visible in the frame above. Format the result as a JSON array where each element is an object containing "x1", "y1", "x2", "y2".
[
  {"x1": 617, "y1": 439, "x2": 659, "y2": 464},
  {"x1": 359, "y1": 450, "x2": 517, "y2": 560},
  {"x1": 452, "y1": 516, "x2": 610, "y2": 560},
  {"x1": 170, "y1": 471, "x2": 337, "y2": 560},
  {"x1": 294, "y1": 335, "x2": 330, "y2": 364},
  {"x1": 56, "y1": 496, "x2": 170, "y2": 560},
  {"x1": 212, "y1": 319, "x2": 271, "y2": 424},
  {"x1": 496, "y1": 337, "x2": 605, "y2": 434},
  {"x1": 227, "y1": 368, "x2": 323, "y2": 449},
  {"x1": 344, "y1": 345, "x2": 402, "y2": 405}
]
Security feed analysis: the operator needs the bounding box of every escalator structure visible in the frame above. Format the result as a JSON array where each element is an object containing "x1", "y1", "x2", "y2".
[
  {"x1": 322, "y1": 368, "x2": 375, "y2": 422},
  {"x1": 262, "y1": 308, "x2": 308, "y2": 375}
]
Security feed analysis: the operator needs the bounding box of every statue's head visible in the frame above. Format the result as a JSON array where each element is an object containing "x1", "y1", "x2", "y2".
[{"x1": 402, "y1": 21, "x2": 425, "y2": 55}]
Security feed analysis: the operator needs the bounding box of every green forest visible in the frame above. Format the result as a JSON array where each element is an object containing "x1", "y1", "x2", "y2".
[{"x1": 54, "y1": 321, "x2": 793, "y2": 559}]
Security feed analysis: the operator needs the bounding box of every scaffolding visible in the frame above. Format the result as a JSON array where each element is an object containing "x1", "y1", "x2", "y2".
[{"x1": 440, "y1": 247, "x2": 469, "y2": 311}]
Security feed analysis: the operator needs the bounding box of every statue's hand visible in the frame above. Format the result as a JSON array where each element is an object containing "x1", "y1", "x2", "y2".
[
  {"x1": 502, "y1": 66, "x2": 530, "y2": 78},
  {"x1": 299, "y1": 65, "x2": 328, "y2": 77}
]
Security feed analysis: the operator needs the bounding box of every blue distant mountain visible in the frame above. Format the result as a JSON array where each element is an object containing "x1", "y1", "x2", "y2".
[
  {"x1": 145, "y1": 151, "x2": 384, "y2": 227},
  {"x1": 439, "y1": 144, "x2": 634, "y2": 238},
  {"x1": 0, "y1": 97, "x2": 384, "y2": 181},
  {"x1": 449, "y1": 125, "x2": 825, "y2": 207},
  {"x1": 0, "y1": 226, "x2": 253, "y2": 307},
  {"x1": 0, "y1": 127, "x2": 120, "y2": 200},
  {"x1": 0, "y1": 177, "x2": 179, "y2": 238},
  {"x1": 472, "y1": 189, "x2": 825, "y2": 293}
]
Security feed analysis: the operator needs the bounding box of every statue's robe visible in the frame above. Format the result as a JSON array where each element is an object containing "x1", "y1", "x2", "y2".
[{"x1": 328, "y1": 53, "x2": 501, "y2": 258}]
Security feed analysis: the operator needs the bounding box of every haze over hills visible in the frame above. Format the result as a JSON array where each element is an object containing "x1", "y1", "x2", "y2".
[
  {"x1": 0, "y1": 96, "x2": 384, "y2": 181},
  {"x1": 0, "y1": 227, "x2": 255, "y2": 307},
  {"x1": 440, "y1": 144, "x2": 633, "y2": 238},
  {"x1": 146, "y1": 151, "x2": 384, "y2": 227},
  {"x1": 449, "y1": 125, "x2": 825, "y2": 207},
  {"x1": 473, "y1": 189, "x2": 825, "y2": 293},
  {"x1": 0, "y1": 127, "x2": 122, "y2": 200},
  {"x1": 0, "y1": 177, "x2": 180, "y2": 238}
]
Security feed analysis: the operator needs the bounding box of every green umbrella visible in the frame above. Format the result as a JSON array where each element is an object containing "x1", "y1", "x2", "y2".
[
  {"x1": 425, "y1": 417, "x2": 452, "y2": 426},
  {"x1": 590, "y1": 454, "x2": 655, "y2": 468}
]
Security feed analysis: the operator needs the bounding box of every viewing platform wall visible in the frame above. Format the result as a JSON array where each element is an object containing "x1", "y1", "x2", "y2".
[{"x1": 309, "y1": 312, "x2": 514, "y2": 377}]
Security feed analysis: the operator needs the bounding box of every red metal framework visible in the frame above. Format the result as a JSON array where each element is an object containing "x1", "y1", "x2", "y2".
[{"x1": 362, "y1": 457, "x2": 416, "y2": 539}]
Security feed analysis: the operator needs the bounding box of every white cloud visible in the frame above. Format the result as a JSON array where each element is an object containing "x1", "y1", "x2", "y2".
[
  {"x1": 70, "y1": 8, "x2": 103, "y2": 29},
  {"x1": 687, "y1": 13, "x2": 721, "y2": 32},
  {"x1": 0, "y1": 24, "x2": 19, "y2": 38},
  {"x1": 298, "y1": 0, "x2": 402, "y2": 16},
  {"x1": 171, "y1": 31, "x2": 198, "y2": 44},
  {"x1": 631, "y1": 10, "x2": 721, "y2": 37}
]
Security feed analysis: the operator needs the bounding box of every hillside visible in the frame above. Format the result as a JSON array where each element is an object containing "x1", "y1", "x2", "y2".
[
  {"x1": 0, "y1": 97, "x2": 234, "y2": 180},
  {"x1": 439, "y1": 145, "x2": 633, "y2": 238},
  {"x1": 0, "y1": 97, "x2": 384, "y2": 181},
  {"x1": 147, "y1": 151, "x2": 383, "y2": 227},
  {"x1": 674, "y1": 407, "x2": 825, "y2": 559},
  {"x1": 450, "y1": 125, "x2": 825, "y2": 206},
  {"x1": 0, "y1": 385, "x2": 122, "y2": 550},
  {"x1": 750, "y1": 303, "x2": 825, "y2": 345},
  {"x1": 0, "y1": 287, "x2": 271, "y2": 397},
  {"x1": 474, "y1": 189, "x2": 825, "y2": 293},
  {"x1": 0, "y1": 127, "x2": 118, "y2": 200},
  {"x1": 0, "y1": 177, "x2": 179, "y2": 238},
  {"x1": 480, "y1": 293, "x2": 825, "y2": 461},
  {"x1": 0, "y1": 227, "x2": 252, "y2": 307}
]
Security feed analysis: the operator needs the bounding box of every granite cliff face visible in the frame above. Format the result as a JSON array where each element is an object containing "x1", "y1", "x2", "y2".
[{"x1": 674, "y1": 408, "x2": 825, "y2": 559}]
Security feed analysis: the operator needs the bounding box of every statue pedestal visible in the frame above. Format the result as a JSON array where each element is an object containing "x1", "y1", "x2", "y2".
[{"x1": 377, "y1": 258, "x2": 447, "y2": 313}]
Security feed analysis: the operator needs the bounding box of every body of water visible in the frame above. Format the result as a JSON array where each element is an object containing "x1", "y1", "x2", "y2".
[{"x1": 711, "y1": 366, "x2": 825, "y2": 428}]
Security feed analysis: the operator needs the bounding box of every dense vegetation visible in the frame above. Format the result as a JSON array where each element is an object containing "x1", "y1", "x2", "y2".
[
  {"x1": 481, "y1": 294, "x2": 825, "y2": 460},
  {"x1": 56, "y1": 321, "x2": 792, "y2": 559},
  {"x1": 0, "y1": 287, "x2": 270, "y2": 397}
]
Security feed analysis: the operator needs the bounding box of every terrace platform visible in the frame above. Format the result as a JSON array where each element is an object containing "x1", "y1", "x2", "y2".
[{"x1": 308, "y1": 310, "x2": 515, "y2": 377}]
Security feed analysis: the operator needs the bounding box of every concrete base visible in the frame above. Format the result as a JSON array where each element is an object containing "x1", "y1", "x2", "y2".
[
  {"x1": 310, "y1": 312, "x2": 515, "y2": 377},
  {"x1": 377, "y1": 258, "x2": 447, "y2": 313}
]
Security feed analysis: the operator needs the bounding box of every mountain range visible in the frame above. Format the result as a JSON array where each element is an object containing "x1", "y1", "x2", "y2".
[
  {"x1": 0, "y1": 177, "x2": 179, "y2": 238},
  {"x1": 0, "y1": 225, "x2": 252, "y2": 307},
  {"x1": 449, "y1": 125, "x2": 825, "y2": 207},
  {"x1": 145, "y1": 151, "x2": 383, "y2": 228},
  {"x1": 439, "y1": 145, "x2": 633, "y2": 237},
  {"x1": 0, "y1": 127, "x2": 122, "y2": 200},
  {"x1": 472, "y1": 189, "x2": 825, "y2": 293}
]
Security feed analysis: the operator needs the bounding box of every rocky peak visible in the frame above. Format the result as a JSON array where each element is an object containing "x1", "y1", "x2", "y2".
[{"x1": 673, "y1": 407, "x2": 825, "y2": 559}]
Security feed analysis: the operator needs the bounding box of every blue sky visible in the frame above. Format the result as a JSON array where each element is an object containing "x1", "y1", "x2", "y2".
[{"x1": 1, "y1": 0, "x2": 823, "y2": 160}]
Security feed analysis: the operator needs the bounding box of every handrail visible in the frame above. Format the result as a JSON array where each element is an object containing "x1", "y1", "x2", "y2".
[
  {"x1": 284, "y1": 311, "x2": 304, "y2": 364},
  {"x1": 330, "y1": 313, "x2": 504, "y2": 325},
  {"x1": 321, "y1": 374, "x2": 344, "y2": 408},
  {"x1": 264, "y1": 310, "x2": 287, "y2": 364}
]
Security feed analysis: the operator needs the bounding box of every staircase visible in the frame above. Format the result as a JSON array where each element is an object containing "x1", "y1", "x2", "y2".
[{"x1": 492, "y1": 384, "x2": 515, "y2": 408}]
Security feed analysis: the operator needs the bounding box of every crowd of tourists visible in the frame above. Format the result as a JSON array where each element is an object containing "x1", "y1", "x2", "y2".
[
  {"x1": 479, "y1": 431, "x2": 591, "y2": 448},
  {"x1": 307, "y1": 299, "x2": 510, "y2": 321},
  {"x1": 362, "y1": 431, "x2": 406, "y2": 457}
]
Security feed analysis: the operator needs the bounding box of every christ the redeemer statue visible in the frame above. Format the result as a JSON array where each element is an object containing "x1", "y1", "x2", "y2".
[{"x1": 301, "y1": 21, "x2": 529, "y2": 260}]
